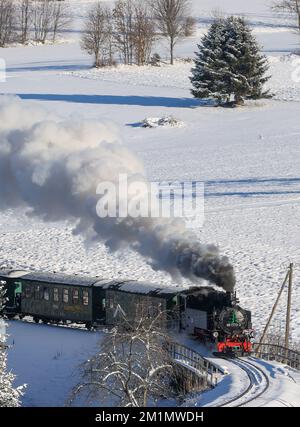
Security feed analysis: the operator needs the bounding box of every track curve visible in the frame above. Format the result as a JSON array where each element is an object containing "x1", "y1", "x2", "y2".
[{"x1": 219, "y1": 358, "x2": 270, "y2": 407}]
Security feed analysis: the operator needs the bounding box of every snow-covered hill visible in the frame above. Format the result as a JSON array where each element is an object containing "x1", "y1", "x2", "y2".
[{"x1": 0, "y1": 0, "x2": 299, "y2": 407}]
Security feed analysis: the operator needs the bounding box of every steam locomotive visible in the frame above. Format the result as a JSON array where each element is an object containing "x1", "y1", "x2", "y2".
[{"x1": 0, "y1": 268, "x2": 253, "y2": 356}]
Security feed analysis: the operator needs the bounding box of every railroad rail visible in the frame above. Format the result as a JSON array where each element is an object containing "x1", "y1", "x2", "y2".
[
  {"x1": 218, "y1": 358, "x2": 270, "y2": 407},
  {"x1": 252, "y1": 342, "x2": 300, "y2": 370}
]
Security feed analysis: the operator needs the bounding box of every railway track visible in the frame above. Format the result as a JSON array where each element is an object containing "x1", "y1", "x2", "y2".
[{"x1": 220, "y1": 357, "x2": 270, "y2": 407}]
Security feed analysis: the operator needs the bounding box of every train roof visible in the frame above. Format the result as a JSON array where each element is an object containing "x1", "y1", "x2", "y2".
[
  {"x1": 22, "y1": 271, "x2": 100, "y2": 287},
  {"x1": 94, "y1": 279, "x2": 188, "y2": 296},
  {"x1": 0, "y1": 269, "x2": 226, "y2": 297},
  {"x1": 0, "y1": 269, "x2": 29, "y2": 279},
  {"x1": 0, "y1": 269, "x2": 182, "y2": 293},
  {"x1": 0, "y1": 269, "x2": 100, "y2": 287}
]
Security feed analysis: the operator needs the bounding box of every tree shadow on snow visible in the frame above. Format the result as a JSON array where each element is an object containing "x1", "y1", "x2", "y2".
[
  {"x1": 206, "y1": 177, "x2": 300, "y2": 198},
  {"x1": 17, "y1": 93, "x2": 210, "y2": 109},
  {"x1": 7, "y1": 63, "x2": 91, "y2": 73}
]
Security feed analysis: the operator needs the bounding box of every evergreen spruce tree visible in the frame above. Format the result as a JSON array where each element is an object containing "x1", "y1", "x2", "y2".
[
  {"x1": 191, "y1": 16, "x2": 271, "y2": 106},
  {"x1": 0, "y1": 282, "x2": 23, "y2": 407}
]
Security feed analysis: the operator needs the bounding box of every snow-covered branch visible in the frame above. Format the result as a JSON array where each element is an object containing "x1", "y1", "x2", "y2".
[
  {"x1": 0, "y1": 281, "x2": 24, "y2": 407},
  {"x1": 70, "y1": 305, "x2": 178, "y2": 407}
]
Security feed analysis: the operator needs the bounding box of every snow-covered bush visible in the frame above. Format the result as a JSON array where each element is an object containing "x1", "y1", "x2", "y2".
[
  {"x1": 0, "y1": 346, "x2": 23, "y2": 407},
  {"x1": 142, "y1": 116, "x2": 184, "y2": 128},
  {"x1": 0, "y1": 282, "x2": 23, "y2": 407},
  {"x1": 150, "y1": 53, "x2": 161, "y2": 66},
  {"x1": 191, "y1": 16, "x2": 271, "y2": 106},
  {"x1": 70, "y1": 308, "x2": 179, "y2": 407}
]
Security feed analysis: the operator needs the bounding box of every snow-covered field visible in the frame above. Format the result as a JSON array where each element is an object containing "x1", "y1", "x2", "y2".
[{"x1": 0, "y1": 0, "x2": 300, "y2": 407}]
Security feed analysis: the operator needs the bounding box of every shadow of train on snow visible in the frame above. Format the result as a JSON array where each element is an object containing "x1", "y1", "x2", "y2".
[{"x1": 16, "y1": 93, "x2": 209, "y2": 109}]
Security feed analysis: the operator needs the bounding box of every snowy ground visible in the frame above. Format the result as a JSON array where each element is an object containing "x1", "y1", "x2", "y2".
[
  {"x1": 0, "y1": 0, "x2": 300, "y2": 407},
  {"x1": 191, "y1": 357, "x2": 300, "y2": 408},
  {"x1": 179, "y1": 336, "x2": 300, "y2": 407},
  {"x1": 7, "y1": 321, "x2": 300, "y2": 407},
  {"x1": 7, "y1": 321, "x2": 102, "y2": 407}
]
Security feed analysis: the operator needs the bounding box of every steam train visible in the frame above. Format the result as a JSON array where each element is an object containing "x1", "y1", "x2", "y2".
[{"x1": 0, "y1": 268, "x2": 253, "y2": 356}]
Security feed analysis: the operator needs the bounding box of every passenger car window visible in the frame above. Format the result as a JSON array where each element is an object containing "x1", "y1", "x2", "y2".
[
  {"x1": 53, "y1": 288, "x2": 59, "y2": 302},
  {"x1": 73, "y1": 289, "x2": 79, "y2": 305},
  {"x1": 44, "y1": 288, "x2": 50, "y2": 301},
  {"x1": 172, "y1": 296, "x2": 178, "y2": 305},
  {"x1": 35, "y1": 285, "x2": 41, "y2": 300},
  {"x1": 63, "y1": 289, "x2": 69, "y2": 304},
  {"x1": 25, "y1": 286, "x2": 32, "y2": 298},
  {"x1": 83, "y1": 290, "x2": 89, "y2": 306}
]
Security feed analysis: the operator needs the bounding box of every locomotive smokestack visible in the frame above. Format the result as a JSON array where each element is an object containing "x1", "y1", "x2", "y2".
[{"x1": 0, "y1": 96, "x2": 235, "y2": 291}]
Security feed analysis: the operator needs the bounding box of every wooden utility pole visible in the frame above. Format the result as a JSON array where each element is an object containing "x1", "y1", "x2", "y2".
[
  {"x1": 285, "y1": 263, "x2": 293, "y2": 349},
  {"x1": 256, "y1": 266, "x2": 290, "y2": 353}
]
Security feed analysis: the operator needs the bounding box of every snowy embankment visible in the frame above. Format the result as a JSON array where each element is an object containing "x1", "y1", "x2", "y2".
[{"x1": 66, "y1": 54, "x2": 300, "y2": 102}]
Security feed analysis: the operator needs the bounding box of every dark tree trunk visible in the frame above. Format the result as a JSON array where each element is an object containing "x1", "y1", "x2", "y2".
[{"x1": 170, "y1": 39, "x2": 174, "y2": 65}]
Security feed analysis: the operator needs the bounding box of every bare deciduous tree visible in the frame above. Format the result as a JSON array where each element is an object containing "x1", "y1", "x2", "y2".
[
  {"x1": 272, "y1": 0, "x2": 300, "y2": 31},
  {"x1": 69, "y1": 308, "x2": 178, "y2": 407},
  {"x1": 132, "y1": 2, "x2": 156, "y2": 65},
  {"x1": 32, "y1": 0, "x2": 71, "y2": 44},
  {"x1": 112, "y1": 0, "x2": 156, "y2": 66},
  {"x1": 17, "y1": 0, "x2": 33, "y2": 44},
  {"x1": 32, "y1": 0, "x2": 52, "y2": 43},
  {"x1": 81, "y1": 2, "x2": 114, "y2": 68},
  {"x1": 52, "y1": 1, "x2": 72, "y2": 43},
  {"x1": 150, "y1": 0, "x2": 196, "y2": 64},
  {"x1": 0, "y1": 0, "x2": 16, "y2": 47},
  {"x1": 113, "y1": 0, "x2": 135, "y2": 65},
  {"x1": 82, "y1": 0, "x2": 156, "y2": 67}
]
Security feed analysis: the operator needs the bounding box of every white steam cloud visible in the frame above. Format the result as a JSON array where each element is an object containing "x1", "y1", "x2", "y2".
[{"x1": 0, "y1": 96, "x2": 235, "y2": 291}]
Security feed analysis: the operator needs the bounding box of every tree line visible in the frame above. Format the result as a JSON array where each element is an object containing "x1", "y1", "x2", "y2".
[
  {"x1": 1, "y1": 1, "x2": 299, "y2": 63},
  {"x1": 0, "y1": 0, "x2": 196, "y2": 66},
  {"x1": 81, "y1": 0, "x2": 196, "y2": 67},
  {"x1": 0, "y1": 0, "x2": 71, "y2": 47}
]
